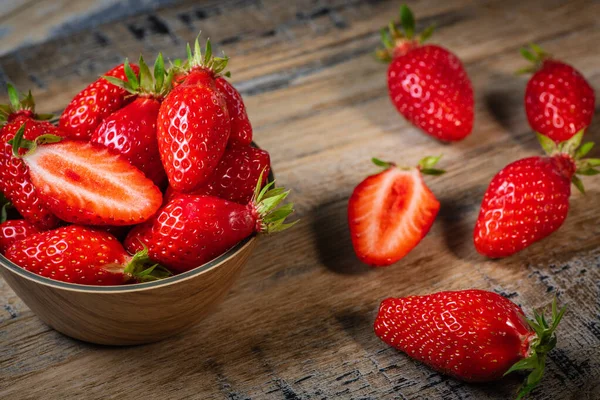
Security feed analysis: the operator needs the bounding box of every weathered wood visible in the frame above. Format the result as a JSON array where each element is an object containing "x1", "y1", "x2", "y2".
[{"x1": 1, "y1": 0, "x2": 599, "y2": 398}]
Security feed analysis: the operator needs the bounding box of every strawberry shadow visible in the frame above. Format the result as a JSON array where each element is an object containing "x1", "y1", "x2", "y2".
[{"x1": 310, "y1": 198, "x2": 373, "y2": 275}]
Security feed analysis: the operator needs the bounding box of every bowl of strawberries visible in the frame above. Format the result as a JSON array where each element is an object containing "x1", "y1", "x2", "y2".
[{"x1": 0, "y1": 38, "x2": 296, "y2": 345}]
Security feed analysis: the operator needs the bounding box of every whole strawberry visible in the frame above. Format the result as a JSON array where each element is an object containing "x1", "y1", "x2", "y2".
[
  {"x1": 521, "y1": 44, "x2": 595, "y2": 143},
  {"x1": 91, "y1": 55, "x2": 171, "y2": 187},
  {"x1": 0, "y1": 201, "x2": 40, "y2": 254},
  {"x1": 10, "y1": 127, "x2": 163, "y2": 226},
  {"x1": 348, "y1": 156, "x2": 444, "y2": 266},
  {"x1": 157, "y1": 40, "x2": 231, "y2": 192},
  {"x1": 164, "y1": 145, "x2": 270, "y2": 204},
  {"x1": 0, "y1": 85, "x2": 61, "y2": 230},
  {"x1": 125, "y1": 175, "x2": 296, "y2": 273},
  {"x1": 377, "y1": 5, "x2": 474, "y2": 141},
  {"x1": 173, "y1": 38, "x2": 253, "y2": 147},
  {"x1": 60, "y1": 63, "x2": 140, "y2": 139},
  {"x1": 5, "y1": 225, "x2": 169, "y2": 285},
  {"x1": 474, "y1": 132, "x2": 599, "y2": 258},
  {"x1": 375, "y1": 290, "x2": 565, "y2": 399}
]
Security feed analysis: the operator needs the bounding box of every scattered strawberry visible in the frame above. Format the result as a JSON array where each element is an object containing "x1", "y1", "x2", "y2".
[
  {"x1": 10, "y1": 127, "x2": 162, "y2": 226},
  {"x1": 348, "y1": 156, "x2": 444, "y2": 266},
  {"x1": 374, "y1": 290, "x2": 565, "y2": 399},
  {"x1": 0, "y1": 85, "x2": 61, "y2": 230},
  {"x1": 164, "y1": 145, "x2": 270, "y2": 204},
  {"x1": 474, "y1": 131, "x2": 599, "y2": 258},
  {"x1": 174, "y1": 37, "x2": 253, "y2": 147},
  {"x1": 0, "y1": 201, "x2": 40, "y2": 254},
  {"x1": 157, "y1": 39, "x2": 231, "y2": 192},
  {"x1": 376, "y1": 5, "x2": 474, "y2": 141},
  {"x1": 91, "y1": 55, "x2": 171, "y2": 187},
  {"x1": 5, "y1": 225, "x2": 169, "y2": 285},
  {"x1": 520, "y1": 44, "x2": 595, "y2": 143},
  {"x1": 124, "y1": 175, "x2": 296, "y2": 273},
  {"x1": 59, "y1": 63, "x2": 140, "y2": 139}
]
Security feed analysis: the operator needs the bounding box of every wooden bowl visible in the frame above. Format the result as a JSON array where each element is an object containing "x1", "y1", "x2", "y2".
[{"x1": 0, "y1": 236, "x2": 258, "y2": 345}]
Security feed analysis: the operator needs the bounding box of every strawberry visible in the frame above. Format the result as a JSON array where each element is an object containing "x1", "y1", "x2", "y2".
[
  {"x1": 376, "y1": 5, "x2": 474, "y2": 141},
  {"x1": 0, "y1": 201, "x2": 40, "y2": 254},
  {"x1": 174, "y1": 37, "x2": 253, "y2": 147},
  {"x1": 91, "y1": 55, "x2": 171, "y2": 187},
  {"x1": 0, "y1": 85, "x2": 61, "y2": 230},
  {"x1": 4, "y1": 225, "x2": 170, "y2": 285},
  {"x1": 164, "y1": 145, "x2": 270, "y2": 204},
  {"x1": 520, "y1": 44, "x2": 595, "y2": 143},
  {"x1": 474, "y1": 131, "x2": 599, "y2": 258},
  {"x1": 10, "y1": 127, "x2": 162, "y2": 226},
  {"x1": 59, "y1": 63, "x2": 140, "y2": 139},
  {"x1": 348, "y1": 156, "x2": 444, "y2": 266},
  {"x1": 374, "y1": 290, "x2": 565, "y2": 399},
  {"x1": 124, "y1": 176, "x2": 296, "y2": 273}
]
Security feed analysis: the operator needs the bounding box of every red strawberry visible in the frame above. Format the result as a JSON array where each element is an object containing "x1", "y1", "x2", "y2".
[
  {"x1": 173, "y1": 38, "x2": 253, "y2": 147},
  {"x1": 164, "y1": 145, "x2": 270, "y2": 204},
  {"x1": 348, "y1": 157, "x2": 444, "y2": 266},
  {"x1": 11, "y1": 128, "x2": 162, "y2": 226},
  {"x1": 376, "y1": 6, "x2": 474, "y2": 141},
  {"x1": 59, "y1": 63, "x2": 140, "y2": 139},
  {"x1": 374, "y1": 290, "x2": 564, "y2": 398},
  {"x1": 124, "y1": 177, "x2": 296, "y2": 273},
  {"x1": 0, "y1": 219, "x2": 40, "y2": 254},
  {"x1": 91, "y1": 55, "x2": 171, "y2": 187},
  {"x1": 474, "y1": 132, "x2": 599, "y2": 258},
  {"x1": 4, "y1": 225, "x2": 169, "y2": 285},
  {"x1": 0, "y1": 85, "x2": 61, "y2": 230},
  {"x1": 521, "y1": 44, "x2": 595, "y2": 143}
]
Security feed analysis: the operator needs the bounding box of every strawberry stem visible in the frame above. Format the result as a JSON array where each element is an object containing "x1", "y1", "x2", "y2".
[
  {"x1": 252, "y1": 169, "x2": 298, "y2": 233},
  {"x1": 123, "y1": 245, "x2": 173, "y2": 283},
  {"x1": 176, "y1": 33, "x2": 229, "y2": 77},
  {"x1": 104, "y1": 54, "x2": 173, "y2": 99},
  {"x1": 504, "y1": 297, "x2": 566, "y2": 400},
  {"x1": 8, "y1": 124, "x2": 62, "y2": 158}
]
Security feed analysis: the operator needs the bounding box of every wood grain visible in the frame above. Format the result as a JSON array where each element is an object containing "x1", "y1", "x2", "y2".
[{"x1": 1, "y1": 0, "x2": 599, "y2": 398}]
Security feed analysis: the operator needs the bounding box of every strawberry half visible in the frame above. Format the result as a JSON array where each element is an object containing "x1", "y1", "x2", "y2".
[
  {"x1": 125, "y1": 174, "x2": 296, "y2": 273},
  {"x1": 0, "y1": 85, "x2": 62, "y2": 230},
  {"x1": 520, "y1": 44, "x2": 595, "y2": 143},
  {"x1": 348, "y1": 157, "x2": 444, "y2": 266},
  {"x1": 474, "y1": 131, "x2": 599, "y2": 258},
  {"x1": 59, "y1": 63, "x2": 140, "y2": 140},
  {"x1": 375, "y1": 290, "x2": 565, "y2": 399},
  {"x1": 91, "y1": 55, "x2": 172, "y2": 188},
  {"x1": 10, "y1": 127, "x2": 162, "y2": 226},
  {"x1": 376, "y1": 5, "x2": 474, "y2": 141},
  {"x1": 164, "y1": 145, "x2": 271, "y2": 205},
  {"x1": 5, "y1": 225, "x2": 170, "y2": 285}
]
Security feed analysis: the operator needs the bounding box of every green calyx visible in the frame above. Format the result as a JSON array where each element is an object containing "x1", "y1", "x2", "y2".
[
  {"x1": 8, "y1": 123, "x2": 62, "y2": 158},
  {"x1": 375, "y1": 4, "x2": 435, "y2": 62},
  {"x1": 252, "y1": 169, "x2": 298, "y2": 234},
  {"x1": 0, "y1": 84, "x2": 54, "y2": 125},
  {"x1": 517, "y1": 43, "x2": 549, "y2": 74},
  {"x1": 537, "y1": 130, "x2": 600, "y2": 194},
  {"x1": 177, "y1": 34, "x2": 230, "y2": 77},
  {"x1": 371, "y1": 155, "x2": 445, "y2": 176},
  {"x1": 104, "y1": 54, "x2": 173, "y2": 99},
  {"x1": 504, "y1": 297, "x2": 566, "y2": 400},
  {"x1": 123, "y1": 245, "x2": 173, "y2": 283}
]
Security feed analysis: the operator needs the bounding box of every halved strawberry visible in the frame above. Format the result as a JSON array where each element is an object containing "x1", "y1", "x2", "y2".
[
  {"x1": 10, "y1": 127, "x2": 162, "y2": 226},
  {"x1": 348, "y1": 157, "x2": 443, "y2": 266}
]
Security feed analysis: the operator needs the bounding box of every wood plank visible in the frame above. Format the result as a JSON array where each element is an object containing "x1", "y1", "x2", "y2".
[{"x1": 1, "y1": 0, "x2": 599, "y2": 398}]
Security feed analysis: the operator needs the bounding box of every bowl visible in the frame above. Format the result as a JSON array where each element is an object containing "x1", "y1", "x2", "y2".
[{"x1": 0, "y1": 235, "x2": 258, "y2": 345}]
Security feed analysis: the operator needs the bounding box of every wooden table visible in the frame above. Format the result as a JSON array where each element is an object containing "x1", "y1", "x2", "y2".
[{"x1": 1, "y1": 0, "x2": 599, "y2": 398}]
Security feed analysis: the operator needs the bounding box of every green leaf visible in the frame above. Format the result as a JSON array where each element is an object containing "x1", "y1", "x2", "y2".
[
  {"x1": 103, "y1": 76, "x2": 129, "y2": 90},
  {"x1": 419, "y1": 24, "x2": 436, "y2": 43},
  {"x1": 520, "y1": 48, "x2": 536, "y2": 62},
  {"x1": 529, "y1": 43, "x2": 545, "y2": 56},
  {"x1": 186, "y1": 42, "x2": 193, "y2": 64},
  {"x1": 418, "y1": 155, "x2": 442, "y2": 169},
  {"x1": 138, "y1": 55, "x2": 154, "y2": 93},
  {"x1": 584, "y1": 158, "x2": 600, "y2": 167},
  {"x1": 204, "y1": 38, "x2": 212, "y2": 66},
  {"x1": 421, "y1": 168, "x2": 445, "y2": 176},
  {"x1": 536, "y1": 132, "x2": 557, "y2": 155},
  {"x1": 399, "y1": 4, "x2": 415, "y2": 39},
  {"x1": 372, "y1": 157, "x2": 392, "y2": 168},
  {"x1": 123, "y1": 59, "x2": 139, "y2": 90},
  {"x1": 154, "y1": 53, "x2": 165, "y2": 91},
  {"x1": 572, "y1": 175, "x2": 585, "y2": 194},
  {"x1": 380, "y1": 27, "x2": 393, "y2": 49},
  {"x1": 224, "y1": 71, "x2": 232, "y2": 78},
  {"x1": 559, "y1": 129, "x2": 584, "y2": 155},
  {"x1": 577, "y1": 168, "x2": 600, "y2": 176},
  {"x1": 7, "y1": 84, "x2": 20, "y2": 110},
  {"x1": 194, "y1": 37, "x2": 203, "y2": 65},
  {"x1": 504, "y1": 354, "x2": 538, "y2": 376},
  {"x1": 575, "y1": 142, "x2": 594, "y2": 159}
]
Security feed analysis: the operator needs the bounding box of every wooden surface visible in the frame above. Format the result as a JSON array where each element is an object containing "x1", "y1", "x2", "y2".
[{"x1": 1, "y1": 0, "x2": 600, "y2": 398}]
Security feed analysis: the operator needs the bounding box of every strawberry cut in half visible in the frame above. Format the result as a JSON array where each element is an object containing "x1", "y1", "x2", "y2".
[
  {"x1": 10, "y1": 126, "x2": 163, "y2": 226},
  {"x1": 348, "y1": 156, "x2": 444, "y2": 266}
]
